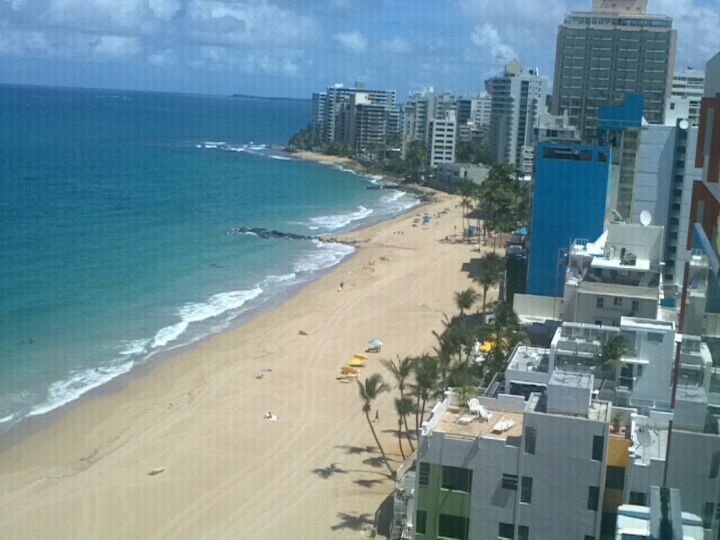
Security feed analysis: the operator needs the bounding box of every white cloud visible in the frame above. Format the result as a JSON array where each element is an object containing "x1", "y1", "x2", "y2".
[
  {"x1": 188, "y1": 44, "x2": 303, "y2": 76},
  {"x1": 147, "y1": 49, "x2": 176, "y2": 67},
  {"x1": 380, "y1": 37, "x2": 412, "y2": 55},
  {"x1": 185, "y1": 0, "x2": 318, "y2": 47},
  {"x1": 92, "y1": 35, "x2": 141, "y2": 58},
  {"x1": 470, "y1": 23, "x2": 517, "y2": 69},
  {"x1": 651, "y1": 0, "x2": 720, "y2": 68},
  {"x1": 334, "y1": 31, "x2": 367, "y2": 54}
]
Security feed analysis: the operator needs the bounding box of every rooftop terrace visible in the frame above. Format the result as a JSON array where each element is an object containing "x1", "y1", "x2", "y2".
[{"x1": 434, "y1": 407, "x2": 524, "y2": 442}]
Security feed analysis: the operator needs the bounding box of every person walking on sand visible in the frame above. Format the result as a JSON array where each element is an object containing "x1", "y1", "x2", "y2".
[{"x1": 374, "y1": 410, "x2": 379, "y2": 423}]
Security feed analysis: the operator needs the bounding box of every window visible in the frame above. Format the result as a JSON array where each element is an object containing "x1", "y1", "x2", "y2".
[
  {"x1": 629, "y1": 491, "x2": 647, "y2": 505},
  {"x1": 442, "y1": 466, "x2": 472, "y2": 492},
  {"x1": 521, "y1": 476, "x2": 533, "y2": 504},
  {"x1": 588, "y1": 486, "x2": 600, "y2": 511},
  {"x1": 498, "y1": 522, "x2": 515, "y2": 539},
  {"x1": 419, "y1": 462, "x2": 430, "y2": 486},
  {"x1": 647, "y1": 332, "x2": 663, "y2": 343},
  {"x1": 592, "y1": 435, "x2": 604, "y2": 461},
  {"x1": 518, "y1": 525, "x2": 529, "y2": 540},
  {"x1": 416, "y1": 510, "x2": 427, "y2": 534},
  {"x1": 704, "y1": 502, "x2": 714, "y2": 529},
  {"x1": 439, "y1": 514, "x2": 469, "y2": 540},
  {"x1": 524, "y1": 427, "x2": 536, "y2": 454},
  {"x1": 502, "y1": 474, "x2": 518, "y2": 490},
  {"x1": 596, "y1": 297, "x2": 604, "y2": 308},
  {"x1": 631, "y1": 300, "x2": 639, "y2": 312},
  {"x1": 605, "y1": 466, "x2": 625, "y2": 490},
  {"x1": 711, "y1": 452, "x2": 720, "y2": 479},
  {"x1": 601, "y1": 512, "x2": 616, "y2": 536},
  {"x1": 613, "y1": 297, "x2": 622, "y2": 306}
]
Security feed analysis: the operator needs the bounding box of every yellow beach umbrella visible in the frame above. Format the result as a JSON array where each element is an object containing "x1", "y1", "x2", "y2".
[
  {"x1": 480, "y1": 341, "x2": 494, "y2": 353},
  {"x1": 346, "y1": 358, "x2": 366, "y2": 367}
]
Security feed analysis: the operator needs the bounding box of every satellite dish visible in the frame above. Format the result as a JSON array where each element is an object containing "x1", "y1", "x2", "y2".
[
  {"x1": 640, "y1": 210, "x2": 652, "y2": 226},
  {"x1": 679, "y1": 119, "x2": 689, "y2": 131}
]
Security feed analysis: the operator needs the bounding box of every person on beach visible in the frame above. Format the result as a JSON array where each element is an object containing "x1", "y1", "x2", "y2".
[{"x1": 373, "y1": 410, "x2": 379, "y2": 423}]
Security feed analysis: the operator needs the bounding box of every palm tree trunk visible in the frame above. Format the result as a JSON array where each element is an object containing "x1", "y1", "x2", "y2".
[
  {"x1": 397, "y1": 419, "x2": 406, "y2": 460},
  {"x1": 414, "y1": 396, "x2": 421, "y2": 434},
  {"x1": 365, "y1": 412, "x2": 395, "y2": 477},
  {"x1": 418, "y1": 398, "x2": 428, "y2": 433},
  {"x1": 403, "y1": 415, "x2": 415, "y2": 451},
  {"x1": 482, "y1": 287, "x2": 488, "y2": 319}
]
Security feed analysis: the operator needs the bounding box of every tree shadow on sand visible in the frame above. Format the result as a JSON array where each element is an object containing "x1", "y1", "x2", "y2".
[
  {"x1": 311, "y1": 463, "x2": 348, "y2": 479},
  {"x1": 354, "y1": 478, "x2": 385, "y2": 489},
  {"x1": 363, "y1": 456, "x2": 390, "y2": 469},
  {"x1": 335, "y1": 444, "x2": 376, "y2": 455},
  {"x1": 330, "y1": 512, "x2": 374, "y2": 531}
]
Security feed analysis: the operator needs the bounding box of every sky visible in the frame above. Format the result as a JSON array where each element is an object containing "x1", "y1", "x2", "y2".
[{"x1": 0, "y1": 0, "x2": 718, "y2": 99}]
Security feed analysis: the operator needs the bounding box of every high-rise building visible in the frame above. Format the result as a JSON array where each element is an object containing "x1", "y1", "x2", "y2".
[
  {"x1": 634, "y1": 121, "x2": 702, "y2": 292},
  {"x1": 551, "y1": 0, "x2": 676, "y2": 142},
  {"x1": 429, "y1": 110, "x2": 457, "y2": 167},
  {"x1": 487, "y1": 60, "x2": 547, "y2": 174},
  {"x1": 665, "y1": 68, "x2": 706, "y2": 127},
  {"x1": 312, "y1": 84, "x2": 397, "y2": 145},
  {"x1": 597, "y1": 94, "x2": 645, "y2": 221},
  {"x1": 335, "y1": 92, "x2": 401, "y2": 150},
  {"x1": 456, "y1": 93, "x2": 492, "y2": 143},
  {"x1": 527, "y1": 143, "x2": 611, "y2": 297}
]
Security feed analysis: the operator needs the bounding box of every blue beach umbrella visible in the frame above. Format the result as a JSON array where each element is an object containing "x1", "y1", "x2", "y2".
[{"x1": 370, "y1": 339, "x2": 384, "y2": 347}]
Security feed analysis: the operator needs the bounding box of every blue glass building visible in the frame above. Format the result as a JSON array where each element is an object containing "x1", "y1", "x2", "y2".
[{"x1": 527, "y1": 143, "x2": 612, "y2": 297}]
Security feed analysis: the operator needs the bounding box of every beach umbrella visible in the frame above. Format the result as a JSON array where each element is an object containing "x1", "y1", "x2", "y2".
[
  {"x1": 480, "y1": 341, "x2": 494, "y2": 353},
  {"x1": 369, "y1": 339, "x2": 384, "y2": 347},
  {"x1": 354, "y1": 354, "x2": 369, "y2": 360},
  {"x1": 347, "y1": 358, "x2": 366, "y2": 367}
]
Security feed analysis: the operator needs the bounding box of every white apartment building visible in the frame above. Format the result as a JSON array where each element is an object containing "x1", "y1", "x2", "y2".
[
  {"x1": 634, "y1": 121, "x2": 703, "y2": 289},
  {"x1": 414, "y1": 381, "x2": 613, "y2": 540},
  {"x1": 563, "y1": 223, "x2": 665, "y2": 326},
  {"x1": 429, "y1": 110, "x2": 457, "y2": 167},
  {"x1": 487, "y1": 61, "x2": 547, "y2": 175},
  {"x1": 665, "y1": 68, "x2": 705, "y2": 127}
]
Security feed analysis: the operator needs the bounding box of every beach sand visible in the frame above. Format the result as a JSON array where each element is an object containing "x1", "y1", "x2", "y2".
[
  {"x1": 0, "y1": 193, "x2": 497, "y2": 539},
  {"x1": 290, "y1": 150, "x2": 352, "y2": 166}
]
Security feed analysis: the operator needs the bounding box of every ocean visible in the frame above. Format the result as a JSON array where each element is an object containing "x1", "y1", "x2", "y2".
[{"x1": 0, "y1": 85, "x2": 417, "y2": 433}]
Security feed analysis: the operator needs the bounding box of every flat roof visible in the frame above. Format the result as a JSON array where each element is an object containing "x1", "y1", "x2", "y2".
[
  {"x1": 578, "y1": 281, "x2": 659, "y2": 300},
  {"x1": 434, "y1": 408, "x2": 524, "y2": 441},
  {"x1": 507, "y1": 346, "x2": 550, "y2": 373},
  {"x1": 631, "y1": 421, "x2": 668, "y2": 466},
  {"x1": 549, "y1": 369, "x2": 594, "y2": 390}
]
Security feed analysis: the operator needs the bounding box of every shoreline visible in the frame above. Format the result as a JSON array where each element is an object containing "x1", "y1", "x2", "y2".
[
  {"x1": 0, "y1": 153, "x2": 424, "y2": 444},
  {"x1": 0, "y1": 198, "x2": 427, "y2": 453},
  {"x1": 0, "y1": 192, "x2": 492, "y2": 539}
]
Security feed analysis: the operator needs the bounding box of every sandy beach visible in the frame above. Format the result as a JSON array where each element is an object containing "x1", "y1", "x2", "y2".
[
  {"x1": 0, "y1": 193, "x2": 495, "y2": 539},
  {"x1": 290, "y1": 150, "x2": 353, "y2": 166}
]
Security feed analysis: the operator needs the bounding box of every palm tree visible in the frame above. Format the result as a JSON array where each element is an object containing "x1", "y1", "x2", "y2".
[
  {"x1": 474, "y1": 252, "x2": 505, "y2": 318},
  {"x1": 597, "y1": 336, "x2": 629, "y2": 391},
  {"x1": 461, "y1": 197, "x2": 473, "y2": 236},
  {"x1": 357, "y1": 374, "x2": 394, "y2": 477},
  {"x1": 380, "y1": 355, "x2": 415, "y2": 400},
  {"x1": 409, "y1": 355, "x2": 440, "y2": 437},
  {"x1": 454, "y1": 288, "x2": 478, "y2": 316},
  {"x1": 394, "y1": 397, "x2": 416, "y2": 457}
]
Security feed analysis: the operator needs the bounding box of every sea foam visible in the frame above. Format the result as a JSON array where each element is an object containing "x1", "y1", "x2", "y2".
[{"x1": 306, "y1": 205, "x2": 373, "y2": 231}]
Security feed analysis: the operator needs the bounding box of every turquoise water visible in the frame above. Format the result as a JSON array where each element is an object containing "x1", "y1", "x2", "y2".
[{"x1": 0, "y1": 85, "x2": 416, "y2": 432}]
